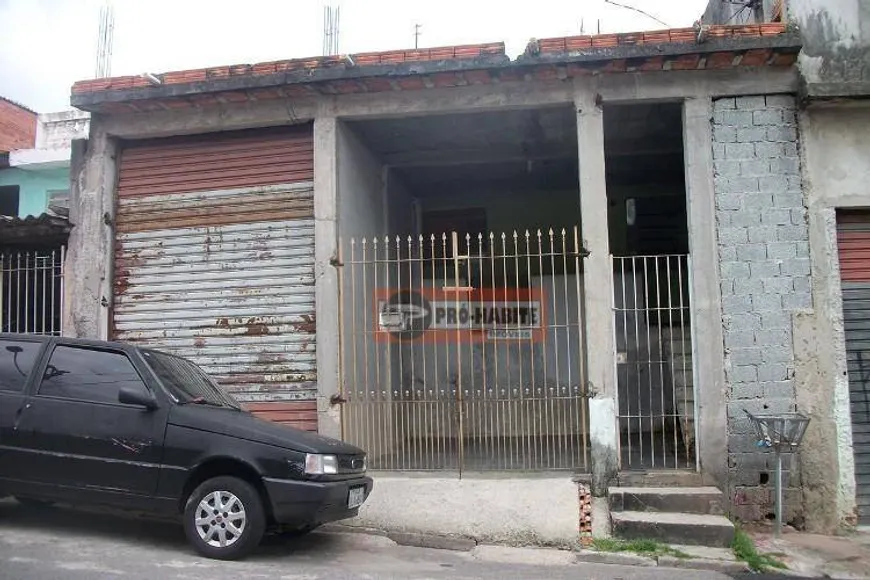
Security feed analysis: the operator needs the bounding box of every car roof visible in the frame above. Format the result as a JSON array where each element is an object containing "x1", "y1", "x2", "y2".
[{"x1": 0, "y1": 333, "x2": 140, "y2": 352}]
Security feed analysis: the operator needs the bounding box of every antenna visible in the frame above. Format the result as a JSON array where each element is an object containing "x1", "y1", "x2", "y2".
[
  {"x1": 414, "y1": 23, "x2": 422, "y2": 49},
  {"x1": 94, "y1": 1, "x2": 115, "y2": 78},
  {"x1": 603, "y1": 0, "x2": 670, "y2": 28},
  {"x1": 322, "y1": 4, "x2": 341, "y2": 56}
]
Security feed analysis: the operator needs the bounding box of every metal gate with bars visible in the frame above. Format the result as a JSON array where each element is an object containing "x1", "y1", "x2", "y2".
[
  {"x1": 1, "y1": 247, "x2": 65, "y2": 335},
  {"x1": 613, "y1": 254, "x2": 697, "y2": 470},
  {"x1": 339, "y1": 227, "x2": 590, "y2": 472}
]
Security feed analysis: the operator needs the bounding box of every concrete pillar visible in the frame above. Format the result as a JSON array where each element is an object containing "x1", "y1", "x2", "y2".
[
  {"x1": 314, "y1": 116, "x2": 342, "y2": 439},
  {"x1": 64, "y1": 126, "x2": 118, "y2": 339},
  {"x1": 682, "y1": 97, "x2": 728, "y2": 486},
  {"x1": 575, "y1": 84, "x2": 618, "y2": 494}
]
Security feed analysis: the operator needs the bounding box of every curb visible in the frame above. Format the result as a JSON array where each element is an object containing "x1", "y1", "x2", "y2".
[
  {"x1": 322, "y1": 524, "x2": 478, "y2": 552},
  {"x1": 575, "y1": 551, "x2": 656, "y2": 567},
  {"x1": 574, "y1": 550, "x2": 751, "y2": 573}
]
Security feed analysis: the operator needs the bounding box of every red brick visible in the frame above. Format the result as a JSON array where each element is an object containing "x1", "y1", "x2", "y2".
[
  {"x1": 206, "y1": 66, "x2": 230, "y2": 79},
  {"x1": 0, "y1": 97, "x2": 37, "y2": 150},
  {"x1": 539, "y1": 38, "x2": 567, "y2": 52},
  {"x1": 533, "y1": 67, "x2": 561, "y2": 81},
  {"x1": 230, "y1": 65, "x2": 252, "y2": 76},
  {"x1": 739, "y1": 49, "x2": 771, "y2": 67},
  {"x1": 772, "y1": 52, "x2": 798, "y2": 66},
  {"x1": 600, "y1": 59, "x2": 627, "y2": 72},
  {"x1": 362, "y1": 77, "x2": 395, "y2": 92},
  {"x1": 669, "y1": 28, "x2": 696, "y2": 43},
  {"x1": 707, "y1": 51, "x2": 737, "y2": 69},
  {"x1": 432, "y1": 72, "x2": 463, "y2": 88},
  {"x1": 565, "y1": 36, "x2": 593, "y2": 50},
  {"x1": 643, "y1": 29, "x2": 671, "y2": 43},
  {"x1": 403, "y1": 49, "x2": 430, "y2": 62},
  {"x1": 397, "y1": 76, "x2": 426, "y2": 90},
  {"x1": 639, "y1": 56, "x2": 665, "y2": 71},
  {"x1": 707, "y1": 26, "x2": 731, "y2": 38},
  {"x1": 463, "y1": 70, "x2": 492, "y2": 85},
  {"x1": 617, "y1": 32, "x2": 642, "y2": 45},
  {"x1": 249, "y1": 87, "x2": 283, "y2": 100},
  {"x1": 378, "y1": 51, "x2": 406, "y2": 64},
  {"x1": 354, "y1": 53, "x2": 383, "y2": 65},
  {"x1": 591, "y1": 34, "x2": 618, "y2": 48},
  {"x1": 669, "y1": 54, "x2": 701, "y2": 70},
  {"x1": 252, "y1": 62, "x2": 278, "y2": 75},
  {"x1": 733, "y1": 24, "x2": 762, "y2": 37},
  {"x1": 760, "y1": 22, "x2": 786, "y2": 35}
]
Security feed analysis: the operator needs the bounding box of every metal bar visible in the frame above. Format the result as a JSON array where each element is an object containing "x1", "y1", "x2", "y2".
[
  {"x1": 686, "y1": 254, "x2": 701, "y2": 471},
  {"x1": 537, "y1": 230, "x2": 549, "y2": 468},
  {"x1": 451, "y1": 232, "x2": 464, "y2": 475},
  {"x1": 575, "y1": 227, "x2": 588, "y2": 469},
  {"x1": 526, "y1": 230, "x2": 537, "y2": 468},
  {"x1": 775, "y1": 450, "x2": 783, "y2": 537},
  {"x1": 667, "y1": 256, "x2": 678, "y2": 469}
]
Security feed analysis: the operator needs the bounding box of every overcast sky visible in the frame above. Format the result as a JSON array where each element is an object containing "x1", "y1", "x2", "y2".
[{"x1": 0, "y1": 0, "x2": 708, "y2": 112}]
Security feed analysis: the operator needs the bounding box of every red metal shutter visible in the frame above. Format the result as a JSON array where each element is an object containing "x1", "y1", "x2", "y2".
[
  {"x1": 837, "y1": 210, "x2": 870, "y2": 524},
  {"x1": 114, "y1": 125, "x2": 317, "y2": 431}
]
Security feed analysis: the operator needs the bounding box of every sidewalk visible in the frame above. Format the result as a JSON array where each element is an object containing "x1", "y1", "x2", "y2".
[{"x1": 748, "y1": 524, "x2": 870, "y2": 579}]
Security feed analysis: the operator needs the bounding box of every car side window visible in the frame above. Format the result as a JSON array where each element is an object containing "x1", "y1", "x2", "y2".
[
  {"x1": 0, "y1": 340, "x2": 41, "y2": 393},
  {"x1": 38, "y1": 346, "x2": 150, "y2": 405}
]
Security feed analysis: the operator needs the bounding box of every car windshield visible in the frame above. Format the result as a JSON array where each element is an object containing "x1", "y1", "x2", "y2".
[{"x1": 142, "y1": 350, "x2": 240, "y2": 410}]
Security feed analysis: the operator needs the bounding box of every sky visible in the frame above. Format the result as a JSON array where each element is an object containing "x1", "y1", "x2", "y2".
[{"x1": 0, "y1": 0, "x2": 709, "y2": 113}]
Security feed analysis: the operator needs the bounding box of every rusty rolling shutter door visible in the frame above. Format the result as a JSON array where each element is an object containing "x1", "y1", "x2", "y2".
[
  {"x1": 837, "y1": 211, "x2": 870, "y2": 525},
  {"x1": 114, "y1": 125, "x2": 317, "y2": 431}
]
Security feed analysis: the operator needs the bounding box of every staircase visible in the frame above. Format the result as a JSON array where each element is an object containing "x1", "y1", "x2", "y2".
[{"x1": 608, "y1": 485, "x2": 735, "y2": 547}]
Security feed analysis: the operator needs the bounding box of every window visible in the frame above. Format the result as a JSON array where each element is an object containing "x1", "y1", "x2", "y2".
[
  {"x1": 0, "y1": 186, "x2": 19, "y2": 217},
  {"x1": 0, "y1": 340, "x2": 41, "y2": 393},
  {"x1": 142, "y1": 350, "x2": 239, "y2": 409},
  {"x1": 38, "y1": 346, "x2": 149, "y2": 405},
  {"x1": 47, "y1": 189, "x2": 69, "y2": 211}
]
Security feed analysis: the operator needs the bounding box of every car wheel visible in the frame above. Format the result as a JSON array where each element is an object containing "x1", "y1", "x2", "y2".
[
  {"x1": 183, "y1": 476, "x2": 266, "y2": 560},
  {"x1": 14, "y1": 496, "x2": 54, "y2": 509}
]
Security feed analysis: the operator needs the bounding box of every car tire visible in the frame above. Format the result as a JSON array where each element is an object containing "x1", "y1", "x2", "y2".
[
  {"x1": 14, "y1": 496, "x2": 54, "y2": 509},
  {"x1": 183, "y1": 476, "x2": 266, "y2": 560}
]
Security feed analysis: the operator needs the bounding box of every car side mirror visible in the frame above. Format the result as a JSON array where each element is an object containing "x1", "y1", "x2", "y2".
[{"x1": 118, "y1": 386, "x2": 159, "y2": 410}]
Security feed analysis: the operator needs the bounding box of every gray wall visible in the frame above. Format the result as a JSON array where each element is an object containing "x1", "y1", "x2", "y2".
[
  {"x1": 713, "y1": 95, "x2": 810, "y2": 522},
  {"x1": 790, "y1": 0, "x2": 870, "y2": 91},
  {"x1": 793, "y1": 103, "x2": 870, "y2": 531}
]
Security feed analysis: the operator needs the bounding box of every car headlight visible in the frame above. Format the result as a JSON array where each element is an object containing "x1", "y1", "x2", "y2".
[{"x1": 304, "y1": 453, "x2": 339, "y2": 475}]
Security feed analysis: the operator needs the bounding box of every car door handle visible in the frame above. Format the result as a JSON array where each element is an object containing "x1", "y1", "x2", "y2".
[{"x1": 12, "y1": 403, "x2": 30, "y2": 430}]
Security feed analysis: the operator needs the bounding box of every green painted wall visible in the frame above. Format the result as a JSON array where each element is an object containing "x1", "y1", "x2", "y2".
[{"x1": 0, "y1": 167, "x2": 69, "y2": 218}]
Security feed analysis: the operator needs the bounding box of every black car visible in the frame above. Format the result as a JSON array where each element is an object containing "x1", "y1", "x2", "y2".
[{"x1": 0, "y1": 334, "x2": 372, "y2": 560}]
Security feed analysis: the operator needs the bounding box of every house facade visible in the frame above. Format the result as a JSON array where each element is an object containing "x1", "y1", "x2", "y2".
[
  {"x1": 702, "y1": 0, "x2": 869, "y2": 531},
  {"x1": 66, "y1": 20, "x2": 850, "y2": 539}
]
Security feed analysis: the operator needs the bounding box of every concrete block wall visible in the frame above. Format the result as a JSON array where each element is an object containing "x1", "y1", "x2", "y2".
[{"x1": 712, "y1": 95, "x2": 809, "y2": 523}]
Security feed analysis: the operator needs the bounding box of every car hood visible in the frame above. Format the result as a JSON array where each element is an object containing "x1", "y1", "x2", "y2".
[{"x1": 168, "y1": 404, "x2": 364, "y2": 455}]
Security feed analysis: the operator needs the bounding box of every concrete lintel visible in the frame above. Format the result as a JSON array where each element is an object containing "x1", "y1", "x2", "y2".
[
  {"x1": 314, "y1": 116, "x2": 341, "y2": 439},
  {"x1": 575, "y1": 81, "x2": 618, "y2": 495},
  {"x1": 63, "y1": 128, "x2": 117, "y2": 340},
  {"x1": 329, "y1": 80, "x2": 575, "y2": 120},
  {"x1": 682, "y1": 97, "x2": 727, "y2": 487},
  {"x1": 597, "y1": 67, "x2": 799, "y2": 103},
  {"x1": 99, "y1": 99, "x2": 319, "y2": 139}
]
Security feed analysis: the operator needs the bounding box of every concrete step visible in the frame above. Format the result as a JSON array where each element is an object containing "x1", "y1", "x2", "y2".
[
  {"x1": 614, "y1": 470, "x2": 706, "y2": 487},
  {"x1": 611, "y1": 511, "x2": 735, "y2": 548},
  {"x1": 608, "y1": 486, "x2": 725, "y2": 515}
]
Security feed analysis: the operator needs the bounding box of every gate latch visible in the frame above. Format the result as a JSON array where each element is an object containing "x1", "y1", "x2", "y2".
[{"x1": 330, "y1": 394, "x2": 348, "y2": 405}]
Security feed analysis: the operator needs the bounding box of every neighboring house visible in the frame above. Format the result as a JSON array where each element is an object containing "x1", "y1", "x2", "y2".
[
  {"x1": 0, "y1": 108, "x2": 84, "y2": 336},
  {"x1": 66, "y1": 17, "x2": 855, "y2": 543},
  {"x1": 701, "y1": 0, "x2": 870, "y2": 531},
  {"x1": 0, "y1": 110, "x2": 90, "y2": 218}
]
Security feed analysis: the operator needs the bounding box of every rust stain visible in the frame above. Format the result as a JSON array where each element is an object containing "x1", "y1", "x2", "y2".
[
  {"x1": 215, "y1": 317, "x2": 230, "y2": 328},
  {"x1": 292, "y1": 314, "x2": 316, "y2": 334},
  {"x1": 115, "y1": 273, "x2": 130, "y2": 296},
  {"x1": 244, "y1": 317, "x2": 271, "y2": 336},
  {"x1": 193, "y1": 337, "x2": 206, "y2": 348}
]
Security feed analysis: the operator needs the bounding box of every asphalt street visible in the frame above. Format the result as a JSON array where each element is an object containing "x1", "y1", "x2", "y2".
[{"x1": 0, "y1": 499, "x2": 759, "y2": 580}]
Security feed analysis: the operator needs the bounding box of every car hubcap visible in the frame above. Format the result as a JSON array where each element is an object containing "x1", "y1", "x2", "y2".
[{"x1": 194, "y1": 490, "x2": 246, "y2": 548}]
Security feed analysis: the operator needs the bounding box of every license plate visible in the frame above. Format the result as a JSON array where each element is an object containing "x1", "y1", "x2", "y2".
[{"x1": 347, "y1": 485, "x2": 366, "y2": 509}]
